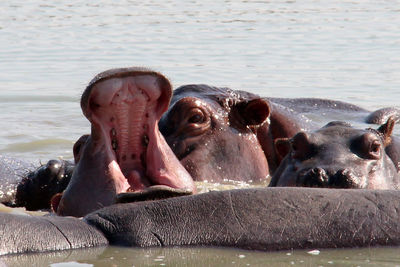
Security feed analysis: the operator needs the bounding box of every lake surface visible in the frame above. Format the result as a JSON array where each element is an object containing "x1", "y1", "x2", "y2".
[{"x1": 1, "y1": 0, "x2": 400, "y2": 265}]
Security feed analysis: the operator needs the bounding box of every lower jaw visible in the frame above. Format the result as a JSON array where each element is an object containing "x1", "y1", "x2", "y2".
[{"x1": 117, "y1": 185, "x2": 192, "y2": 203}]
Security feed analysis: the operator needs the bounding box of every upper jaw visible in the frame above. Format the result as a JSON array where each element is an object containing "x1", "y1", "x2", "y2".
[{"x1": 85, "y1": 69, "x2": 196, "y2": 196}]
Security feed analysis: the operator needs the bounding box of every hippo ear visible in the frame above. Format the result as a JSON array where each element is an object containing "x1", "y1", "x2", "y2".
[
  {"x1": 274, "y1": 138, "x2": 291, "y2": 160},
  {"x1": 377, "y1": 116, "x2": 395, "y2": 146},
  {"x1": 230, "y1": 98, "x2": 270, "y2": 129}
]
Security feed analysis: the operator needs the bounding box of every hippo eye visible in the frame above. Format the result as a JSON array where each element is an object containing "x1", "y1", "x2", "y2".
[
  {"x1": 368, "y1": 140, "x2": 381, "y2": 159},
  {"x1": 353, "y1": 133, "x2": 382, "y2": 160},
  {"x1": 187, "y1": 108, "x2": 205, "y2": 124},
  {"x1": 371, "y1": 142, "x2": 380, "y2": 153}
]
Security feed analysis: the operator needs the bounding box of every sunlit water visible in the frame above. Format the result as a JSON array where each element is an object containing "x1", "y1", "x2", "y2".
[{"x1": 1, "y1": 0, "x2": 400, "y2": 265}]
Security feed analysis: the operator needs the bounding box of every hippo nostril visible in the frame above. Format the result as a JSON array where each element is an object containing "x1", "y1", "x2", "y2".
[
  {"x1": 311, "y1": 168, "x2": 326, "y2": 177},
  {"x1": 329, "y1": 169, "x2": 355, "y2": 188},
  {"x1": 298, "y1": 167, "x2": 329, "y2": 187}
]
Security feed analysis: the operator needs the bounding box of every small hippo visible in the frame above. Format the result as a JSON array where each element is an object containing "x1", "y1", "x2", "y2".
[
  {"x1": 14, "y1": 159, "x2": 74, "y2": 210},
  {"x1": 269, "y1": 117, "x2": 400, "y2": 189}
]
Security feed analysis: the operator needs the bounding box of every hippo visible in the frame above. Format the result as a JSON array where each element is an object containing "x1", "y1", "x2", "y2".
[
  {"x1": 159, "y1": 84, "x2": 400, "y2": 182},
  {"x1": 57, "y1": 70, "x2": 388, "y2": 217},
  {"x1": 14, "y1": 159, "x2": 74, "y2": 211},
  {"x1": 269, "y1": 117, "x2": 400, "y2": 188},
  {"x1": 54, "y1": 67, "x2": 196, "y2": 217},
  {"x1": 2, "y1": 188, "x2": 400, "y2": 256},
  {"x1": 12, "y1": 74, "x2": 400, "y2": 213}
]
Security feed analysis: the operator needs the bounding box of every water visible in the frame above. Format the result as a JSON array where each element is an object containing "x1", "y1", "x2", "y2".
[
  {"x1": 2, "y1": 246, "x2": 400, "y2": 267},
  {"x1": 0, "y1": 0, "x2": 400, "y2": 265}
]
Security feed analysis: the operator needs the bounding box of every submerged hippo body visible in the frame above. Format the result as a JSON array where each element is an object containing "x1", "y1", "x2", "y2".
[
  {"x1": 3, "y1": 188, "x2": 400, "y2": 255},
  {"x1": 270, "y1": 118, "x2": 400, "y2": 189}
]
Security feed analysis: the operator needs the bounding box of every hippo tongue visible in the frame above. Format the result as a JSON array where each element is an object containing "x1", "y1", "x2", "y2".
[{"x1": 126, "y1": 171, "x2": 147, "y2": 192}]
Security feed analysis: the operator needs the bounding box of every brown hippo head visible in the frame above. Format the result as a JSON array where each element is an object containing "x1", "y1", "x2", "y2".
[
  {"x1": 159, "y1": 84, "x2": 271, "y2": 184},
  {"x1": 270, "y1": 117, "x2": 400, "y2": 189},
  {"x1": 55, "y1": 68, "x2": 196, "y2": 217}
]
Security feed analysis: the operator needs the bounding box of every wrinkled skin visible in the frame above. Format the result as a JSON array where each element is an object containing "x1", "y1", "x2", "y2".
[
  {"x1": 270, "y1": 118, "x2": 400, "y2": 189},
  {"x1": 56, "y1": 68, "x2": 196, "y2": 217},
  {"x1": 2, "y1": 188, "x2": 400, "y2": 256}
]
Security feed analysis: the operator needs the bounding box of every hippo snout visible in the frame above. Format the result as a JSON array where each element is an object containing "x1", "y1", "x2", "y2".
[{"x1": 298, "y1": 168, "x2": 357, "y2": 188}]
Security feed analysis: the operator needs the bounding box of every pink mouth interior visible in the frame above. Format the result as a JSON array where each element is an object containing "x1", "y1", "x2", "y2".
[{"x1": 87, "y1": 75, "x2": 193, "y2": 193}]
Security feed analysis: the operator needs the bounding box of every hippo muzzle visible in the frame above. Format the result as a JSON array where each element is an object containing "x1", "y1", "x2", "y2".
[
  {"x1": 270, "y1": 119, "x2": 400, "y2": 189},
  {"x1": 297, "y1": 167, "x2": 362, "y2": 188}
]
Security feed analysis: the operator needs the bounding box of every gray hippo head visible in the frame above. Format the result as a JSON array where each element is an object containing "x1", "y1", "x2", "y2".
[{"x1": 270, "y1": 117, "x2": 400, "y2": 189}]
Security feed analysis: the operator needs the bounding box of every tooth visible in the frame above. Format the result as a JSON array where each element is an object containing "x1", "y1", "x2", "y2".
[
  {"x1": 112, "y1": 139, "x2": 118, "y2": 150},
  {"x1": 142, "y1": 135, "x2": 149, "y2": 147},
  {"x1": 111, "y1": 128, "x2": 116, "y2": 137}
]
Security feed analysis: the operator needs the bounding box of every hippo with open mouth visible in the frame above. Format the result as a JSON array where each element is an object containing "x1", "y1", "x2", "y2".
[
  {"x1": 54, "y1": 67, "x2": 196, "y2": 217},
  {"x1": 270, "y1": 117, "x2": 400, "y2": 188}
]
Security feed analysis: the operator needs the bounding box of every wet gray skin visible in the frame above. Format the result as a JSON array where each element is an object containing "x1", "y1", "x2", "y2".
[
  {"x1": 270, "y1": 117, "x2": 400, "y2": 189},
  {"x1": 55, "y1": 68, "x2": 196, "y2": 217}
]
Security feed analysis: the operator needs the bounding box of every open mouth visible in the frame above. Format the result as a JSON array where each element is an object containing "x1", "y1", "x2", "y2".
[
  {"x1": 56, "y1": 68, "x2": 196, "y2": 217},
  {"x1": 84, "y1": 68, "x2": 196, "y2": 196}
]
